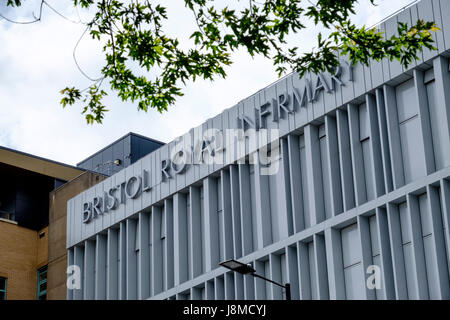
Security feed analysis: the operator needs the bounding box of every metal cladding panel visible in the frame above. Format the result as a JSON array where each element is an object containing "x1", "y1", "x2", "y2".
[
  {"x1": 340, "y1": 58, "x2": 356, "y2": 105},
  {"x1": 341, "y1": 224, "x2": 361, "y2": 268},
  {"x1": 168, "y1": 141, "x2": 177, "y2": 195},
  {"x1": 344, "y1": 263, "x2": 365, "y2": 299},
  {"x1": 282, "y1": 76, "x2": 296, "y2": 132},
  {"x1": 363, "y1": 64, "x2": 373, "y2": 94},
  {"x1": 371, "y1": 43, "x2": 386, "y2": 89},
  {"x1": 291, "y1": 73, "x2": 309, "y2": 129},
  {"x1": 101, "y1": 147, "x2": 113, "y2": 175},
  {"x1": 67, "y1": 0, "x2": 450, "y2": 301},
  {"x1": 101, "y1": 177, "x2": 112, "y2": 234},
  {"x1": 132, "y1": 159, "x2": 143, "y2": 214},
  {"x1": 312, "y1": 74, "x2": 326, "y2": 119},
  {"x1": 353, "y1": 59, "x2": 367, "y2": 99},
  {"x1": 334, "y1": 65, "x2": 345, "y2": 108},
  {"x1": 302, "y1": 73, "x2": 314, "y2": 122},
  {"x1": 152, "y1": 148, "x2": 160, "y2": 204},
  {"x1": 78, "y1": 134, "x2": 163, "y2": 176},
  {"x1": 410, "y1": 4, "x2": 424, "y2": 67},
  {"x1": 440, "y1": 0, "x2": 450, "y2": 51},
  {"x1": 141, "y1": 155, "x2": 152, "y2": 209},
  {"x1": 94, "y1": 182, "x2": 104, "y2": 234},
  {"x1": 192, "y1": 124, "x2": 202, "y2": 182},
  {"x1": 113, "y1": 169, "x2": 126, "y2": 224},
  {"x1": 129, "y1": 135, "x2": 164, "y2": 164},
  {"x1": 263, "y1": 84, "x2": 279, "y2": 132},
  {"x1": 212, "y1": 113, "x2": 225, "y2": 173},
  {"x1": 380, "y1": 22, "x2": 392, "y2": 83},
  {"x1": 323, "y1": 71, "x2": 338, "y2": 115},
  {"x1": 419, "y1": 0, "x2": 439, "y2": 61},
  {"x1": 386, "y1": 14, "x2": 403, "y2": 79},
  {"x1": 199, "y1": 121, "x2": 209, "y2": 180},
  {"x1": 112, "y1": 139, "x2": 125, "y2": 174},
  {"x1": 159, "y1": 144, "x2": 170, "y2": 199}
]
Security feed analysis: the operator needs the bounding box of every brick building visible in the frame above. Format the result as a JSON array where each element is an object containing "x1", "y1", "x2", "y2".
[{"x1": 0, "y1": 146, "x2": 83, "y2": 299}]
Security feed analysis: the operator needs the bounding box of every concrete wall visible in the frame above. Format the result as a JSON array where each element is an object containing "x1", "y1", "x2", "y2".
[
  {"x1": 0, "y1": 220, "x2": 48, "y2": 300},
  {"x1": 47, "y1": 172, "x2": 105, "y2": 300}
]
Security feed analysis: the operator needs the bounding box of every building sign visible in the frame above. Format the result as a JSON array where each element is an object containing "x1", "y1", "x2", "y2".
[
  {"x1": 82, "y1": 171, "x2": 151, "y2": 223},
  {"x1": 82, "y1": 62, "x2": 353, "y2": 223}
]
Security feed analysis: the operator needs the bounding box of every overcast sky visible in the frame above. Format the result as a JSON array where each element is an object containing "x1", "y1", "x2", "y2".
[{"x1": 0, "y1": 0, "x2": 415, "y2": 166}]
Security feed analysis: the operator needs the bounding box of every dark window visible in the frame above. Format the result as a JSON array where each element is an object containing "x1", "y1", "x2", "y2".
[
  {"x1": 0, "y1": 162, "x2": 54, "y2": 230},
  {"x1": 0, "y1": 277, "x2": 7, "y2": 300},
  {"x1": 37, "y1": 266, "x2": 47, "y2": 300}
]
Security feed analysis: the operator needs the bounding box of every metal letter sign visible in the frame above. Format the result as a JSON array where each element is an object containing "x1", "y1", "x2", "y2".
[{"x1": 82, "y1": 63, "x2": 353, "y2": 223}]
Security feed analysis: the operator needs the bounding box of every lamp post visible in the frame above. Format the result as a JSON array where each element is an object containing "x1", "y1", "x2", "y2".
[{"x1": 219, "y1": 259, "x2": 291, "y2": 300}]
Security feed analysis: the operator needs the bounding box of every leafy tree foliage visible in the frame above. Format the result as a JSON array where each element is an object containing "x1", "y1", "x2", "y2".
[{"x1": 5, "y1": 0, "x2": 439, "y2": 124}]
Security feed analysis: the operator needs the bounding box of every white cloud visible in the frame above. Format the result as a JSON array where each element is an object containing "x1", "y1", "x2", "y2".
[{"x1": 0, "y1": 0, "x2": 418, "y2": 165}]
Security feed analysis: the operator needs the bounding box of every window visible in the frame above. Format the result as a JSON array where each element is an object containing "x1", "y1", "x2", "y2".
[
  {"x1": 37, "y1": 266, "x2": 47, "y2": 300},
  {"x1": 0, "y1": 277, "x2": 7, "y2": 300}
]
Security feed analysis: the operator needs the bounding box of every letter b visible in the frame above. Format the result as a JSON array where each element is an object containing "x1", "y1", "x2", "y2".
[{"x1": 82, "y1": 202, "x2": 92, "y2": 223}]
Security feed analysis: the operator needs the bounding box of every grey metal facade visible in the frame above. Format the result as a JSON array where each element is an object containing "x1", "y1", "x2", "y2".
[
  {"x1": 77, "y1": 132, "x2": 164, "y2": 176},
  {"x1": 67, "y1": 0, "x2": 450, "y2": 300}
]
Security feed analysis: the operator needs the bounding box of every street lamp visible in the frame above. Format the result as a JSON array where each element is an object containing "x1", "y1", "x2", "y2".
[{"x1": 219, "y1": 259, "x2": 291, "y2": 300}]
